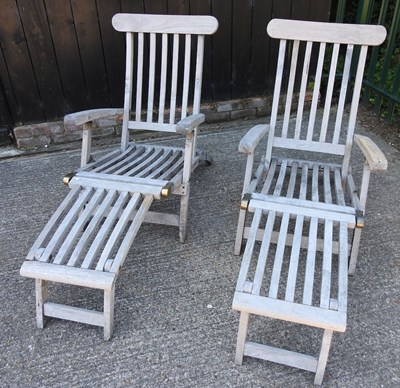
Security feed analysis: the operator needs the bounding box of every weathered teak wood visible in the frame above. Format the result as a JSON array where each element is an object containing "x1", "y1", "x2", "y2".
[
  {"x1": 233, "y1": 19, "x2": 387, "y2": 385},
  {"x1": 20, "y1": 13, "x2": 218, "y2": 339}
]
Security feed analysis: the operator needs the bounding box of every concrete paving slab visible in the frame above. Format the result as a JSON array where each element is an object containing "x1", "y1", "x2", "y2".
[{"x1": 0, "y1": 117, "x2": 399, "y2": 387}]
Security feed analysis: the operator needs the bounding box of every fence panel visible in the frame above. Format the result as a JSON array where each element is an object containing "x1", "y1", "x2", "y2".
[{"x1": 0, "y1": 0, "x2": 332, "y2": 129}]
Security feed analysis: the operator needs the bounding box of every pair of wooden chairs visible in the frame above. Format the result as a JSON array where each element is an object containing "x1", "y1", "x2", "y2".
[{"x1": 20, "y1": 14, "x2": 387, "y2": 385}]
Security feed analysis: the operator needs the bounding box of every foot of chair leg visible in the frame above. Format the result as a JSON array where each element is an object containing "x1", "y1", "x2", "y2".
[
  {"x1": 348, "y1": 228, "x2": 362, "y2": 276},
  {"x1": 104, "y1": 287, "x2": 115, "y2": 341},
  {"x1": 314, "y1": 329, "x2": 333, "y2": 385},
  {"x1": 179, "y1": 186, "x2": 190, "y2": 243},
  {"x1": 35, "y1": 279, "x2": 48, "y2": 329},
  {"x1": 235, "y1": 312, "x2": 250, "y2": 365}
]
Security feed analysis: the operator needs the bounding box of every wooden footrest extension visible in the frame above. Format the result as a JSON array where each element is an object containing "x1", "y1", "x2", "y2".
[
  {"x1": 20, "y1": 184, "x2": 154, "y2": 340},
  {"x1": 233, "y1": 198, "x2": 352, "y2": 384}
]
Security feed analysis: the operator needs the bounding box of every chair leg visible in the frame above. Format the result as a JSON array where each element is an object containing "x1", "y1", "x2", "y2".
[
  {"x1": 234, "y1": 209, "x2": 247, "y2": 255},
  {"x1": 104, "y1": 286, "x2": 115, "y2": 341},
  {"x1": 314, "y1": 329, "x2": 334, "y2": 385},
  {"x1": 235, "y1": 311, "x2": 250, "y2": 365},
  {"x1": 35, "y1": 279, "x2": 47, "y2": 329},
  {"x1": 179, "y1": 183, "x2": 190, "y2": 243},
  {"x1": 348, "y1": 228, "x2": 362, "y2": 276}
]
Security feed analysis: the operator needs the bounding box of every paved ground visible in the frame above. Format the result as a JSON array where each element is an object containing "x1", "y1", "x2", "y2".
[{"x1": 0, "y1": 117, "x2": 399, "y2": 387}]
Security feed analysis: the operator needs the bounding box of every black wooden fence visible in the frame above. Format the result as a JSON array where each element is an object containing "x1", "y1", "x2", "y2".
[{"x1": 0, "y1": 0, "x2": 332, "y2": 133}]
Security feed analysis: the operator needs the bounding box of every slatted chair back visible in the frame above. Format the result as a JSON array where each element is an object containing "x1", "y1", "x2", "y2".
[
  {"x1": 112, "y1": 14, "x2": 218, "y2": 150},
  {"x1": 265, "y1": 19, "x2": 386, "y2": 177}
]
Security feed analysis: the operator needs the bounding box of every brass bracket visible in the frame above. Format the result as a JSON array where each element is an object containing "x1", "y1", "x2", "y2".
[
  {"x1": 63, "y1": 172, "x2": 75, "y2": 186},
  {"x1": 240, "y1": 193, "x2": 252, "y2": 210},
  {"x1": 161, "y1": 182, "x2": 173, "y2": 198},
  {"x1": 355, "y1": 210, "x2": 365, "y2": 229}
]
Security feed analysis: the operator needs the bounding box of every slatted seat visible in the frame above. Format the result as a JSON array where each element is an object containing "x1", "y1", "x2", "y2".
[
  {"x1": 233, "y1": 19, "x2": 387, "y2": 385},
  {"x1": 20, "y1": 13, "x2": 218, "y2": 340}
]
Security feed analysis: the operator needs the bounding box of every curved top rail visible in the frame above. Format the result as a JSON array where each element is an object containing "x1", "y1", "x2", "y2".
[
  {"x1": 112, "y1": 13, "x2": 218, "y2": 35},
  {"x1": 267, "y1": 19, "x2": 386, "y2": 46}
]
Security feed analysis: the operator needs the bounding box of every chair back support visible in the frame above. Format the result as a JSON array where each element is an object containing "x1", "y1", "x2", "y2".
[
  {"x1": 112, "y1": 13, "x2": 218, "y2": 149},
  {"x1": 265, "y1": 19, "x2": 386, "y2": 176}
]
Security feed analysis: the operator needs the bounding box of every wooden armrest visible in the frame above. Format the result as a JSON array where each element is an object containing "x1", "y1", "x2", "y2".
[
  {"x1": 175, "y1": 113, "x2": 205, "y2": 135},
  {"x1": 354, "y1": 134, "x2": 388, "y2": 171},
  {"x1": 238, "y1": 124, "x2": 269, "y2": 155},
  {"x1": 64, "y1": 108, "x2": 124, "y2": 127}
]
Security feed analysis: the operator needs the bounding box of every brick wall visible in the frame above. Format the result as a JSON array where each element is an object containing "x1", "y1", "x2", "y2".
[{"x1": 13, "y1": 96, "x2": 274, "y2": 149}]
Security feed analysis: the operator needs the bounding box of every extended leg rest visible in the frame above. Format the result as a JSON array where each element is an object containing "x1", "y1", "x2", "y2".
[{"x1": 20, "y1": 184, "x2": 154, "y2": 340}]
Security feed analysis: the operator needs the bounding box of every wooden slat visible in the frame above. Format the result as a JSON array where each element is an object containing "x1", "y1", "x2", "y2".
[
  {"x1": 323, "y1": 166, "x2": 332, "y2": 204},
  {"x1": 89, "y1": 148, "x2": 141, "y2": 174},
  {"x1": 320, "y1": 43, "x2": 340, "y2": 143},
  {"x1": 181, "y1": 34, "x2": 191, "y2": 119},
  {"x1": 244, "y1": 342, "x2": 318, "y2": 373},
  {"x1": 307, "y1": 42, "x2": 326, "y2": 141},
  {"x1": 268, "y1": 211, "x2": 290, "y2": 298},
  {"x1": 282, "y1": 40, "x2": 299, "y2": 138},
  {"x1": 334, "y1": 168, "x2": 346, "y2": 206},
  {"x1": 128, "y1": 121, "x2": 177, "y2": 132},
  {"x1": 113, "y1": 148, "x2": 164, "y2": 177},
  {"x1": 40, "y1": 188, "x2": 93, "y2": 263},
  {"x1": 267, "y1": 19, "x2": 386, "y2": 46},
  {"x1": 147, "y1": 150, "x2": 182, "y2": 179},
  {"x1": 69, "y1": 175, "x2": 164, "y2": 198},
  {"x1": 20, "y1": 261, "x2": 116, "y2": 290},
  {"x1": 236, "y1": 209, "x2": 263, "y2": 292},
  {"x1": 111, "y1": 147, "x2": 154, "y2": 175},
  {"x1": 112, "y1": 13, "x2": 218, "y2": 35},
  {"x1": 135, "y1": 149, "x2": 173, "y2": 178},
  {"x1": 233, "y1": 291, "x2": 346, "y2": 332},
  {"x1": 312, "y1": 164, "x2": 320, "y2": 201},
  {"x1": 81, "y1": 192, "x2": 129, "y2": 269},
  {"x1": 26, "y1": 186, "x2": 81, "y2": 261},
  {"x1": 251, "y1": 193, "x2": 356, "y2": 217},
  {"x1": 110, "y1": 195, "x2": 153, "y2": 272},
  {"x1": 273, "y1": 138, "x2": 346, "y2": 155},
  {"x1": 158, "y1": 33, "x2": 168, "y2": 123},
  {"x1": 333, "y1": 45, "x2": 353, "y2": 145},
  {"x1": 147, "y1": 33, "x2": 156, "y2": 122},
  {"x1": 44, "y1": 303, "x2": 104, "y2": 327},
  {"x1": 135, "y1": 32, "x2": 144, "y2": 123},
  {"x1": 53, "y1": 189, "x2": 106, "y2": 265},
  {"x1": 320, "y1": 219, "x2": 333, "y2": 309},
  {"x1": 249, "y1": 198, "x2": 356, "y2": 226},
  {"x1": 193, "y1": 35, "x2": 205, "y2": 114},
  {"x1": 252, "y1": 210, "x2": 276, "y2": 296},
  {"x1": 95, "y1": 193, "x2": 141, "y2": 271},
  {"x1": 169, "y1": 33, "x2": 179, "y2": 124},
  {"x1": 338, "y1": 222, "x2": 349, "y2": 313},
  {"x1": 272, "y1": 159, "x2": 288, "y2": 195},
  {"x1": 302, "y1": 216, "x2": 319, "y2": 305},
  {"x1": 285, "y1": 213, "x2": 304, "y2": 302},
  {"x1": 260, "y1": 158, "x2": 278, "y2": 194},
  {"x1": 295, "y1": 41, "x2": 313, "y2": 140},
  {"x1": 67, "y1": 190, "x2": 117, "y2": 268}
]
